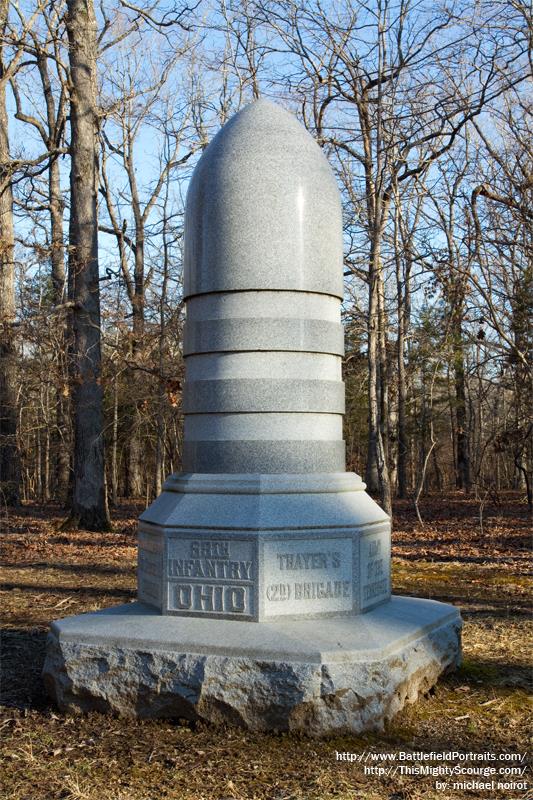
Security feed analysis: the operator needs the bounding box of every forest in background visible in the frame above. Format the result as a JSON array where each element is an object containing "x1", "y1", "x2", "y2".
[{"x1": 0, "y1": 0, "x2": 531, "y2": 529}]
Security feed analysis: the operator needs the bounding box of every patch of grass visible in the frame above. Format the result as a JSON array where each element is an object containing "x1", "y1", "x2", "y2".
[{"x1": 458, "y1": 658, "x2": 501, "y2": 683}]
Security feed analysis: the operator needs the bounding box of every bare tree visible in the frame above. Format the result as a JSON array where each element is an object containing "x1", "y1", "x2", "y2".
[
  {"x1": 98, "y1": 51, "x2": 195, "y2": 496},
  {"x1": 0, "y1": 0, "x2": 21, "y2": 506},
  {"x1": 10, "y1": 2, "x2": 71, "y2": 500},
  {"x1": 391, "y1": 179, "x2": 425, "y2": 498},
  {"x1": 65, "y1": 0, "x2": 109, "y2": 529},
  {"x1": 0, "y1": 0, "x2": 49, "y2": 505},
  {"x1": 261, "y1": 0, "x2": 530, "y2": 514},
  {"x1": 423, "y1": 144, "x2": 476, "y2": 493},
  {"x1": 3, "y1": 0, "x2": 530, "y2": 520},
  {"x1": 469, "y1": 94, "x2": 533, "y2": 506}
]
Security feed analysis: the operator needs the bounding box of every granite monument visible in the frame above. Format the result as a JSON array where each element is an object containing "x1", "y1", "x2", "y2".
[{"x1": 43, "y1": 99, "x2": 461, "y2": 735}]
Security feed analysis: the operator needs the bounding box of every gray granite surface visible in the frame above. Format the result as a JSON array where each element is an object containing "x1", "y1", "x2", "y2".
[
  {"x1": 45, "y1": 102, "x2": 460, "y2": 728},
  {"x1": 183, "y1": 318, "x2": 344, "y2": 355},
  {"x1": 181, "y1": 440, "x2": 346, "y2": 474},
  {"x1": 185, "y1": 290, "x2": 341, "y2": 320},
  {"x1": 139, "y1": 471, "x2": 389, "y2": 531},
  {"x1": 182, "y1": 379, "x2": 345, "y2": 413},
  {"x1": 43, "y1": 596, "x2": 462, "y2": 734},
  {"x1": 184, "y1": 351, "x2": 342, "y2": 381},
  {"x1": 181, "y1": 100, "x2": 346, "y2": 479},
  {"x1": 183, "y1": 100, "x2": 343, "y2": 298}
]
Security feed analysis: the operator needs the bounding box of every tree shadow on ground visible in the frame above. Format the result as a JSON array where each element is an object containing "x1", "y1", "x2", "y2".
[
  {"x1": 393, "y1": 588, "x2": 531, "y2": 617},
  {"x1": 1, "y1": 628, "x2": 50, "y2": 711},
  {"x1": 1, "y1": 582, "x2": 135, "y2": 598},
  {"x1": 448, "y1": 658, "x2": 532, "y2": 691},
  {"x1": 391, "y1": 546, "x2": 530, "y2": 564},
  {"x1": 45, "y1": 535, "x2": 137, "y2": 547},
  {"x1": 3, "y1": 562, "x2": 136, "y2": 575}
]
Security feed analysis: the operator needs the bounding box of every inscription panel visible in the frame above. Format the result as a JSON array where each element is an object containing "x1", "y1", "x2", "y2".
[
  {"x1": 360, "y1": 529, "x2": 391, "y2": 611},
  {"x1": 263, "y1": 538, "x2": 353, "y2": 617},
  {"x1": 166, "y1": 537, "x2": 256, "y2": 618}
]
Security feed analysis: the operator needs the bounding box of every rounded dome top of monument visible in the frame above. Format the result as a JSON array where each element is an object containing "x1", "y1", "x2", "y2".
[{"x1": 183, "y1": 99, "x2": 344, "y2": 299}]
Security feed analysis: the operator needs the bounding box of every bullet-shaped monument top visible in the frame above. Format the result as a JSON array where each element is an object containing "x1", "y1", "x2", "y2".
[
  {"x1": 184, "y1": 99, "x2": 344, "y2": 298},
  {"x1": 182, "y1": 100, "x2": 346, "y2": 474}
]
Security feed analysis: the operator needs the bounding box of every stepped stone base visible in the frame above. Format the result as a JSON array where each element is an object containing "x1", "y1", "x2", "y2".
[{"x1": 43, "y1": 596, "x2": 461, "y2": 736}]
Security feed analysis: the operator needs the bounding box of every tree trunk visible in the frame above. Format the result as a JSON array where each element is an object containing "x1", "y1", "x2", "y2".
[
  {"x1": 66, "y1": 0, "x2": 109, "y2": 530},
  {"x1": 154, "y1": 410, "x2": 165, "y2": 498},
  {"x1": 110, "y1": 371, "x2": 118, "y2": 506},
  {"x1": 126, "y1": 179, "x2": 145, "y2": 498},
  {"x1": 378, "y1": 269, "x2": 392, "y2": 511},
  {"x1": 0, "y1": 8, "x2": 21, "y2": 505},
  {"x1": 365, "y1": 235, "x2": 391, "y2": 514},
  {"x1": 396, "y1": 337, "x2": 408, "y2": 498},
  {"x1": 396, "y1": 236, "x2": 411, "y2": 499},
  {"x1": 453, "y1": 313, "x2": 470, "y2": 492},
  {"x1": 49, "y1": 154, "x2": 71, "y2": 503},
  {"x1": 36, "y1": 428, "x2": 42, "y2": 499},
  {"x1": 127, "y1": 404, "x2": 143, "y2": 497}
]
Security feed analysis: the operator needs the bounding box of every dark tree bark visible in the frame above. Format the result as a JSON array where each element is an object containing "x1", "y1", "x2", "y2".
[
  {"x1": 0, "y1": 0, "x2": 21, "y2": 506},
  {"x1": 40, "y1": 45, "x2": 70, "y2": 502},
  {"x1": 127, "y1": 178, "x2": 145, "y2": 498},
  {"x1": 65, "y1": 0, "x2": 109, "y2": 530},
  {"x1": 453, "y1": 318, "x2": 471, "y2": 492},
  {"x1": 50, "y1": 152, "x2": 71, "y2": 503},
  {"x1": 395, "y1": 232, "x2": 411, "y2": 500},
  {"x1": 366, "y1": 220, "x2": 391, "y2": 514}
]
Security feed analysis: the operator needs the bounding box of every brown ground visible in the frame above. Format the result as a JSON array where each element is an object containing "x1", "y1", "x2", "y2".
[{"x1": 1, "y1": 493, "x2": 531, "y2": 800}]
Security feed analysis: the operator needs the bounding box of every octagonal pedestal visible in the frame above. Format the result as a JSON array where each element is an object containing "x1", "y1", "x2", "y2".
[{"x1": 43, "y1": 596, "x2": 462, "y2": 735}]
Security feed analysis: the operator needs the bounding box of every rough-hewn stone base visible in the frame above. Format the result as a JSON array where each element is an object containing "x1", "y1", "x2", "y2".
[{"x1": 43, "y1": 596, "x2": 461, "y2": 736}]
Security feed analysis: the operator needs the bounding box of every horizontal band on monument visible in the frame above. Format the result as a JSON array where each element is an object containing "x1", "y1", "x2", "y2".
[
  {"x1": 185, "y1": 290, "x2": 341, "y2": 322},
  {"x1": 184, "y1": 412, "x2": 342, "y2": 440},
  {"x1": 183, "y1": 318, "x2": 344, "y2": 356},
  {"x1": 182, "y1": 440, "x2": 346, "y2": 474},
  {"x1": 183, "y1": 284, "x2": 344, "y2": 302},
  {"x1": 184, "y1": 351, "x2": 342, "y2": 381},
  {"x1": 183, "y1": 379, "x2": 345, "y2": 414},
  {"x1": 162, "y1": 471, "x2": 365, "y2": 494}
]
